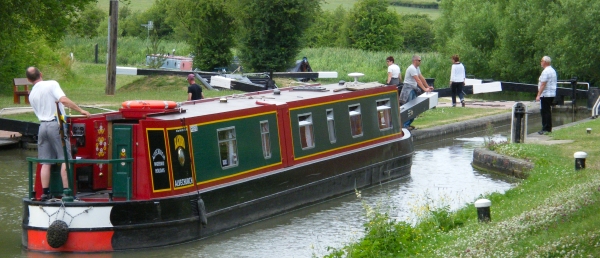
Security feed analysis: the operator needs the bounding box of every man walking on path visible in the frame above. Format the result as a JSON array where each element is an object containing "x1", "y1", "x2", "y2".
[
  {"x1": 187, "y1": 74, "x2": 204, "y2": 101},
  {"x1": 26, "y1": 66, "x2": 91, "y2": 201},
  {"x1": 536, "y1": 56, "x2": 557, "y2": 135}
]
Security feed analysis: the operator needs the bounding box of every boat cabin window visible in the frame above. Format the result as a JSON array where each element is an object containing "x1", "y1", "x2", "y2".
[
  {"x1": 326, "y1": 109, "x2": 336, "y2": 143},
  {"x1": 348, "y1": 104, "x2": 363, "y2": 137},
  {"x1": 298, "y1": 113, "x2": 315, "y2": 149},
  {"x1": 376, "y1": 99, "x2": 392, "y2": 131},
  {"x1": 217, "y1": 127, "x2": 238, "y2": 168},
  {"x1": 260, "y1": 121, "x2": 271, "y2": 159}
]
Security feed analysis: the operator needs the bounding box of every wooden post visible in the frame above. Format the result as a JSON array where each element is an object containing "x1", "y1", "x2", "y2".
[{"x1": 105, "y1": 0, "x2": 118, "y2": 95}]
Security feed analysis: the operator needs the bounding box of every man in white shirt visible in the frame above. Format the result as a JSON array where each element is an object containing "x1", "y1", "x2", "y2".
[
  {"x1": 27, "y1": 67, "x2": 91, "y2": 201},
  {"x1": 536, "y1": 56, "x2": 557, "y2": 134}
]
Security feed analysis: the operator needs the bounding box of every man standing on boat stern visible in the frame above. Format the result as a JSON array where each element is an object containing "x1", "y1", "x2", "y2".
[
  {"x1": 26, "y1": 67, "x2": 91, "y2": 201},
  {"x1": 386, "y1": 56, "x2": 401, "y2": 86},
  {"x1": 187, "y1": 74, "x2": 204, "y2": 101},
  {"x1": 400, "y1": 55, "x2": 433, "y2": 130},
  {"x1": 536, "y1": 56, "x2": 557, "y2": 135}
]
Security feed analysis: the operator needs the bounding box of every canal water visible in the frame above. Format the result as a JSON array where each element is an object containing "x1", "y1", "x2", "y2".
[{"x1": 0, "y1": 112, "x2": 587, "y2": 257}]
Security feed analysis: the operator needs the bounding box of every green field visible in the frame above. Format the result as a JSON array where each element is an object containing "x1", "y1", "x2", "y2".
[{"x1": 98, "y1": 0, "x2": 440, "y2": 19}]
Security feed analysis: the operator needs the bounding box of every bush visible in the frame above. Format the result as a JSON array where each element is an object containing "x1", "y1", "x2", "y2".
[
  {"x1": 342, "y1": 0, "x2": 403, "y2": 51},
  {"x1": 237, "y1": 0, "x2": 321, "y2": 72}
]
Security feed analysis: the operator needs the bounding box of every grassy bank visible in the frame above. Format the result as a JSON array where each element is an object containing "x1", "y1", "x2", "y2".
[{"x1": 325, "y1": 119, "x2": 600, "y2": 257}]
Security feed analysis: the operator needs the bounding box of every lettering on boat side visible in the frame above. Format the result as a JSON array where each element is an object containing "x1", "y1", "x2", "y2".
[
  {"x1": 152, "y1": 149, "x2": 166, "y2": 173},
  {"x1": 175, "y1": 178, "x2": 193, "y2": 187}
]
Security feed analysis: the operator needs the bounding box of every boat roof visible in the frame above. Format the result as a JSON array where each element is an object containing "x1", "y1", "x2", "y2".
[{"x1": 153, "y1": 82, "x2": 389, "y2": 120}]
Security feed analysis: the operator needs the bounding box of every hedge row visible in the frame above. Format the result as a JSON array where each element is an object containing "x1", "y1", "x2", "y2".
[{"x1": 389, "y1": 1, "x2": 439, "y2": 9}]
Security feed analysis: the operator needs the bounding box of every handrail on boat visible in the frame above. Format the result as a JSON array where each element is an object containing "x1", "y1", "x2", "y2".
[{"x1": 26, "y1": 157, "x2": 134, "y2": 201}]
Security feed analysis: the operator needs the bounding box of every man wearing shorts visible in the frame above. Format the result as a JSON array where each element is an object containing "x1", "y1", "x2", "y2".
[{"x1": 27, "y1": 67, "x2": 91, "y2": 201}]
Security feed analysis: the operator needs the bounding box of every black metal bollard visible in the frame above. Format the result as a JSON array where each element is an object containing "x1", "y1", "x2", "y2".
[
  {"x1": 574, "y1": 152, "x2": 587, "y2": 170},
  {"x1": 511, "y1": 102, "x2": 528, "y2": 143},
  {"x1": 475, "y1": 199, "x2": 491, "y2": 222}
]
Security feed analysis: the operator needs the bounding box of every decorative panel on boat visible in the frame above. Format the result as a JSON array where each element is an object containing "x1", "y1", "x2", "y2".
[
  {"x1": 166, "y1": 126, "x2": 194, "y2": 190},
  {"x1": 146, "y1": 129, "x2": 171, "y2": 192}
]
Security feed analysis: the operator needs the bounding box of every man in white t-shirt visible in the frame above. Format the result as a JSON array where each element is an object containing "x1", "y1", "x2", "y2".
[
  {"x1": 386, "y1": 56, "x2": 401, "y2": 86},
  {"x1": 27, "y1": 67, "x2": 91, "y2": 201},
  {"x1": 536, "y1": 56, "x2": 557, "y2": 135}
]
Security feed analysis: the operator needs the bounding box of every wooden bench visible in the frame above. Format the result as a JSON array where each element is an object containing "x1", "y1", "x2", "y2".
[{"x1": 13, "y1": 78, "x2": 31, "y2": 104}]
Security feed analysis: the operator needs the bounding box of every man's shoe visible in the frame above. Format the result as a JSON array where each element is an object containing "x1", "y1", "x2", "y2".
[
  {"x1": 452, "y1": 103, "x2": 456, "y2": 107},
  {"x1": 461, "y1": 100, "x2": 465, "y2": 107},
  {"x1": 407, "y1": 126, "x2": 416, "y2": 131},
  {"x1": 39, "y1": 194, "x2": 49, "y2": 201}
]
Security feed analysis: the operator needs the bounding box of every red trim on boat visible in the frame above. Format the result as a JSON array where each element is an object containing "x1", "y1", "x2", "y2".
[{"x1": 27, "y1": 229, "x2": 114, "y2": 252}]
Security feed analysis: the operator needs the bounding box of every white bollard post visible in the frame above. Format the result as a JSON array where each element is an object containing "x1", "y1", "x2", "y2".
[
  {"x1": 574, "y1": 152, "x2": 588, "y2": 170},
  {"x1": 474, "y1": 199, "x2": 491, "y2": 222}
]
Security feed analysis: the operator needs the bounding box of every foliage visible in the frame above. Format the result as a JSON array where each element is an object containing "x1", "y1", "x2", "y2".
[
  {"x1": 117, "y1": 0, "x2": 174, "y2": 39},
  {"x1": 399, "y1": 14, "x2": 435, "y2": 52},
  {"x1": 163, "y1": 0, "x2": 235, "y2": 71},
  {"x1": 0, "y1": 0, "x2": 95, "y2": 95},
  {"x1": 435, "y1": 0, "x2": 600, "y2": 85},
  {"x1": 341, "y1": 0, "x2": 403, "y2": 51},
  {"x1": 145, "y1": 31, "x2": 168, "y2": 69},
  {"x1": 237, "y1": 0, "x2": 321, "y2": 72},
  {"x1": 62, "y1": 36, "x2": 190, "y2": 66},
  {"x1": 303, "y1": 7, "x2": 348, "y2": 48},
  {"x1": 69, "y1": 3, "x2": 107, "y2": 39}
]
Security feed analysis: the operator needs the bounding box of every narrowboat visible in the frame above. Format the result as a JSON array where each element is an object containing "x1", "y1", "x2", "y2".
[{"x1": 22, "y1": 81, "x2": 413, "y2": 252}]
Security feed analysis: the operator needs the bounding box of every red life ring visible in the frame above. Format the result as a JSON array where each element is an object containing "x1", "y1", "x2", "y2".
[{"x1": 121, "y1": 100, "x2": 178, "y2": 109}]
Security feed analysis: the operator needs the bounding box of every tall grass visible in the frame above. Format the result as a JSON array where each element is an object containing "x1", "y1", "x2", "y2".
[
  {"x1": 62, "y1": 35, "x2": 191, "y2": 66},
  {"x1": 62, "y1": 36, "x2": 456, "y2": 87},
  {"x1": 297, "y1": 48, "x2": 453, "y2": 87}
]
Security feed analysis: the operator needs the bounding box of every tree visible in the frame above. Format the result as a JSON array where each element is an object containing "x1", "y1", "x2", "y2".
[
  {"x1": 69, "y1": 3, "x2": 107, "y2": 38},
  {"x1": 163, "y1": 0, "x2": 236, "y2": 71},
  {"x1": 399, "y1": 14, "x2": 434, "y2": 52},
  {"x1": 0, "y1": 0, "x2": 95, "y2": 95},
  {"x1": 436, "y1": 0, "x2": 600, "y2": 85},
  {"x1": 304, "y1": 6, "x2": 347, "y2": 48},
  {"x1": 237, "y1": 0, "x2": 322, "y2": 72},
  {"x1": 342, "y1": 0, "x2": 402, "y2": 51}
]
